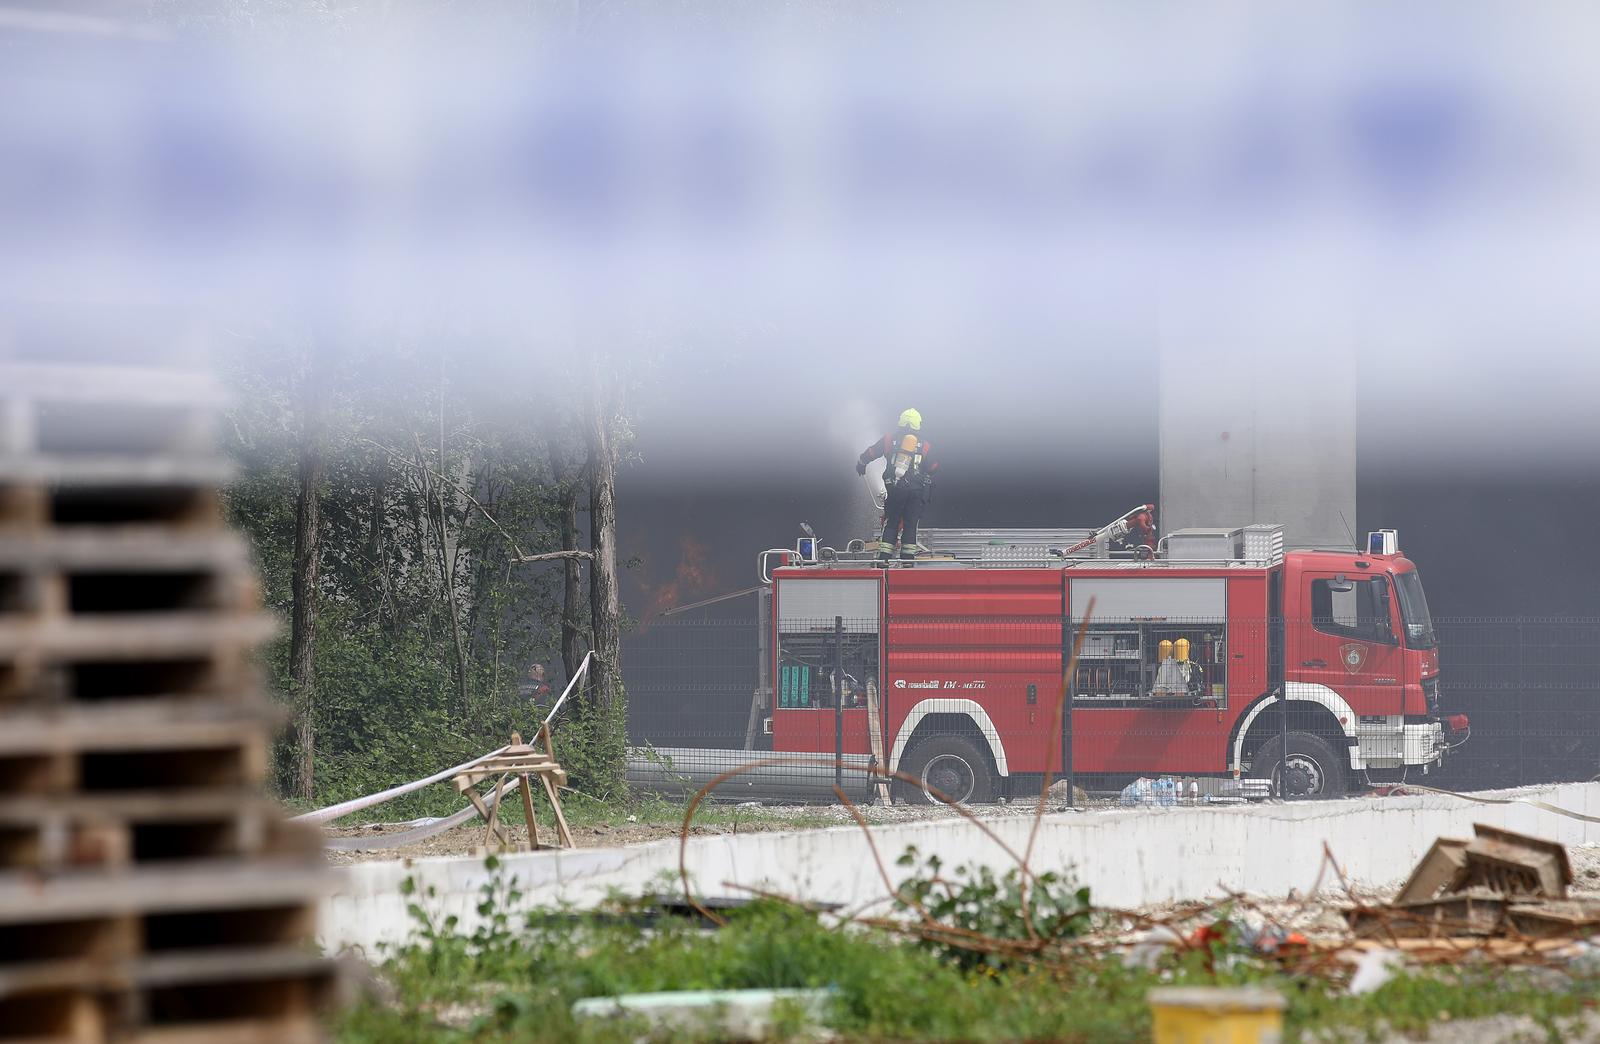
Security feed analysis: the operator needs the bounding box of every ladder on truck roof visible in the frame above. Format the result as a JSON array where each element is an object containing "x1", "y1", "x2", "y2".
[
  {"x1": 917, "y1": 527, "x2": 1096, "y2": 564},
  {"x1": 917, "y1": 502, "x2": 1156, "y2": 565},
  {"x1": 911, "y1": 523, "x2": 1285, "y2": 567}
]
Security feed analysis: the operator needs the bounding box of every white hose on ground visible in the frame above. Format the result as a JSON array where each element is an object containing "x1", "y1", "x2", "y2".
[
  {"x1": 1389, "y1": 783, "x2": 1600, "y2": 825},
  {"x1": 323, "y1": 778, "x2": 527, "y2": 851},
  {"x1": 292, "y1": 747, "x2": 511, "y2": 824}
]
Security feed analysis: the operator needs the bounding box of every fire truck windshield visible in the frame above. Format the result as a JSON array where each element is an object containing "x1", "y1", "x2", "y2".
[{"x1": 1394, "y1": 569, "x2": 1436, "y2": 649}]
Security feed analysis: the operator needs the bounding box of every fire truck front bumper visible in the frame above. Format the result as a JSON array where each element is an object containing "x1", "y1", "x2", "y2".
[
  {"x1": 1402, "y1": 722, "x2": 1444, "y2": 765},
  {"x1": 1398, "y1": 715, "x2": 1471, "y2": 766},
  {"x1": 1353, "y1": 717, "x2": 1460, "y2": 769}
]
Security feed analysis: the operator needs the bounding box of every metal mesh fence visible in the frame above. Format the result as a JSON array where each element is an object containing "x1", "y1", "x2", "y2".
[{"x1": 621, "y1": 615, "x2": 1600, "y2": 804}]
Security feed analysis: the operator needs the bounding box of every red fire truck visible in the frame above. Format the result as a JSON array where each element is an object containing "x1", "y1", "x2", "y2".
[{"x1": 761, "y1": 518, "x2": 1468, "y2": 801}]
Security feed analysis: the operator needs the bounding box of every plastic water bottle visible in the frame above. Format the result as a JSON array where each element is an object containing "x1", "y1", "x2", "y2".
[{"x1": 1155, "y1": 776, "x2": 1176, "y2": 807}]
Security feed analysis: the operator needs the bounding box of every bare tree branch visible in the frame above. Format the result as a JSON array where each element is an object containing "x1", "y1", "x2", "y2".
[
  {"x1": 361, "y1": 437, "x2": 591, "y2": 564},
  {"x1": 515, "y1": 549, "x2": 594, "y2": 563}
]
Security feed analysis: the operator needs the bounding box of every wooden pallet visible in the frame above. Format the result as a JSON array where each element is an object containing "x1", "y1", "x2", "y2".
[
  {"x1": 0, "y1": 614, "x2": 274, "y2": 664},
  {"x1": 0, "y1": 792, "x2": 320, "y2": 874},
  {"x1": 119, "y1": 947, "x2": 336, "y2": 1043},
  {"x1": 0, "y1": 616, "x2": 272, "y2": 709},
  {"x1": 0, "y1": 532, "x2": 257, "y2": 618},
  {"x1": 0, "y1": 358, "x2": 228, "y2": 538},
  {"x1": 0, "y1": 483, "x2": 222, "y2": 535},
  {"x1": 0, "y1": 988, "x2": 106, "y2": 1043},
  {"x1": 0, "y1": 903, "x2": 320, "y2": 987},
  {"x1": 1504, "y1": 899, "x2": 1600, "y2": 939},
  {"x1": 1459, "y1": 824, "x2": 1571, "y2": 899},
  {"x1": 0, "y1": 949, "x2": 337, "y2": 1043},
  {"x1": 1393, "y1": 837, "x2": 1469, "y2": 904},
  {"x1": 0, "y1": 861, "x2": 332, "y2": 926},
  {"x1": 0, "y1": 872, "x2": 333, "y2": 1040},
  {"x1": 0, "y1": 702, "x2": 282, "y2": 758},
  {"x1": 0, "y1": 737, "x2": 268, "y2": 799}
]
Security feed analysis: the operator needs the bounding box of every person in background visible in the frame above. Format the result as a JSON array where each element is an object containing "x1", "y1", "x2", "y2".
[
  {"x1": 520, "y1": 662, "x2": 551, "y2": 706},
  {"x1": 1114, "y1": 506, "x2": 1158, "y2": 558},
  {"x1": 857, "y1": 407, "x2": 938, "y2": 562}
]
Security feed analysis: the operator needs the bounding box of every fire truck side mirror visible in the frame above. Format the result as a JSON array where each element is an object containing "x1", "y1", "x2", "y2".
[
  {"x1": 1327, "y1": 575, "x2": 1354, "y2": 593},
  {"x1": 1371, "y1": 576, "x2": 1396, "y2": 642}
]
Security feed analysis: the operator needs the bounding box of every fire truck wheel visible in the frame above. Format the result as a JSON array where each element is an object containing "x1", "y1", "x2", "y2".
[
  {"x1": 898, "y1": 735, "x2": 996, "y2": 805},
  {"x1": 1250, "y1": 732, "x2": 1348, "y2": 800}
]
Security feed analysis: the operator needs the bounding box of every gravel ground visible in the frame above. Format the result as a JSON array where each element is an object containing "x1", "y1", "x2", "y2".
[
  {"x1": 1308, "y1": 1011, "x2": 1600, "y2": 1043},
  {"x1": 1572, "y1": 842, "x2": 1600, "y2": 893}
]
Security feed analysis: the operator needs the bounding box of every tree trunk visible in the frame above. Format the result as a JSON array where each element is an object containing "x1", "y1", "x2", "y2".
[
  {"x1": 586, "y1": 378, "x2": 622, "y2": 714},
  {"x1": 366, "y1": 459, "x2": 389, "y2": 631},
  {"x1": 288, "y1": 366, "x2": 329, "y2": 803},
  {"x1": 551, "y1": 444, "x2": 587, "y2": 682},
  {"x1": 443, "y1": 454, "x2": 472, "y2": 716},
  {"x1": 418, "y1": 431, "x2": 472, "y2": 718}
]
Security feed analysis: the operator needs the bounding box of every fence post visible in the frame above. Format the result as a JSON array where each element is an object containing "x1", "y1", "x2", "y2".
[
  {"x1": 1517, "y1": 620, "x2": 1525, "y2": 784},
  {"x1": 1062, "y1": 670, "x2": 1074, "y2": 808},
  {"x1": 834, "y1": 615, "x2": 844, "y2": 792},
  {"x1": 745, "y1": 588, "x2": 771, "y2": 751},
  {"x1": 1279, "y1": 680, "x2": 1290, "y2": 802}
]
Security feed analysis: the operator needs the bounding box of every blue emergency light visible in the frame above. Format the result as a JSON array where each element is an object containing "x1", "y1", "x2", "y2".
[
  {"x1": 796, "y1": 536, "x2": 817, "y2": 562},
  {"x1": 1367, "y1": 529, "x2": 1398, "y2": 555}
]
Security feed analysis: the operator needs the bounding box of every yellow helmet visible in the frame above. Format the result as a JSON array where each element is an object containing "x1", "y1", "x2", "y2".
[{"x1": 898, "y1": 408, "x2": 922, "y2": 431}]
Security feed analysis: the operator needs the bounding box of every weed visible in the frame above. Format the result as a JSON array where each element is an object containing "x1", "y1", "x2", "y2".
[
  {"x1": 340, "y1": 856, "x2": 1600, "y2": 1043},
  {"x1": 893, "y1": 844, "x2": 1092, "y2": 969}
]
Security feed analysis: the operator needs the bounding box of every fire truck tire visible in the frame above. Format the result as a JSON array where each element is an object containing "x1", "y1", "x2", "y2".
[
  {"x1": 897, "y1": 735, "x2": 996, "y2": 805},
  {"x1": 1250, "y1": 732, "x2": 1348, "y2": 800}
]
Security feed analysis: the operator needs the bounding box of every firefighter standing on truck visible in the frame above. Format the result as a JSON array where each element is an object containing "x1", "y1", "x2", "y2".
[{"x1": 856, "y1": 408, "x2": 938, "y2": 562}]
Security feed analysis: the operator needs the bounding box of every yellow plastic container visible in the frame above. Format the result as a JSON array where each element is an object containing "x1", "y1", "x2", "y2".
[{"x1": 1148, "y1": 987, "x2": 1285, "y2": 1044}]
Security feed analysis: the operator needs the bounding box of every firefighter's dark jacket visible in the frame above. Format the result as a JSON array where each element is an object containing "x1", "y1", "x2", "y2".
[{"x1": 859, "y1": 433, "x2": 938, "y2": 491}]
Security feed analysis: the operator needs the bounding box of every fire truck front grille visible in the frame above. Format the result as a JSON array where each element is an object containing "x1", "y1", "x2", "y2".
[{"x1": 1423, "y1": 676, "x2": 1440, "y2": 716}]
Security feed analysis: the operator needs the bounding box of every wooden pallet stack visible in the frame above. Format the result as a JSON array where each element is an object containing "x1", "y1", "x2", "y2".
[{"x1": 0, "y1": 352, "x2": 338, "y2": 1042}]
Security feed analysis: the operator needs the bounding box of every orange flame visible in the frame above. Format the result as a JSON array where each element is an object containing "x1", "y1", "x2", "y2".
[{"x1": 640, "y1": 535, "x2": 717, "y2": 626}]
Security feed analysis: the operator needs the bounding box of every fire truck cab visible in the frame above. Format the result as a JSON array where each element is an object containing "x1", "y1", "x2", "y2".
[{"x1": 763, "y1": 523, "x2": 1464, "y2": 801}]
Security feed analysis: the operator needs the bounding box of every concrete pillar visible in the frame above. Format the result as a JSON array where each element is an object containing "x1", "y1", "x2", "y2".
[{"x1": 1157, "y1": 297, "x2": 1356, "y2": 549}]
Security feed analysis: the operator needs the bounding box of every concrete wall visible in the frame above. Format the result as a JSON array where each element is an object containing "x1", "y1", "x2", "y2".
[
  {"x1": 1157, "y1": 302, "x2": 1357, "y2": 549},
  {"x1": 321, "y1": 783, "x2": 1600, "y2": 955}
]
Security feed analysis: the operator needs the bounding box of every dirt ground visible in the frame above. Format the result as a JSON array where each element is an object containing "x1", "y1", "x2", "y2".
[{"x1": 321, "y1": 800, "x2": 1060, "y2": 865}]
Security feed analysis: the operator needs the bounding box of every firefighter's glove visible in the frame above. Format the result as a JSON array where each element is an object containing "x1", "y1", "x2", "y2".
[{"x1": 855, "y1": 461, "x2": 867, "y2": 476}]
